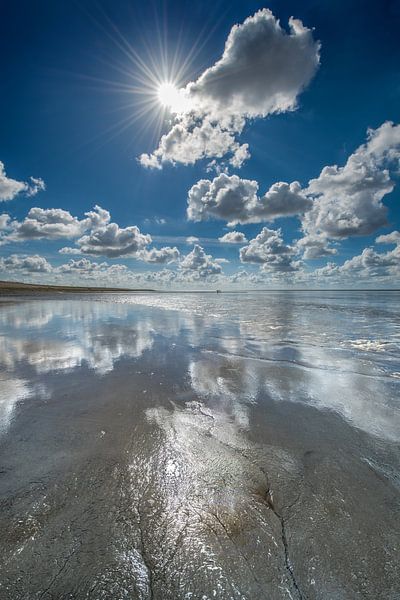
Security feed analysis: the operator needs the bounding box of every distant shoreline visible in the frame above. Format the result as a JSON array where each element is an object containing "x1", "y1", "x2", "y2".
[
  {"x1": 0, "y1": 280, "x2": 155, "y2": 294},
  {"x1": 0, "y1": 280, "x2": 399, "y2": 295}
]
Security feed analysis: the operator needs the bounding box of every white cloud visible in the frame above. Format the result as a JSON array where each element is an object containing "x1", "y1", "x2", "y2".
[
  {"x1": 187, "y1": 174, "x2": 311, "y2": 225},
  {"x1": 188, "y1": 122, "x2": 400, "y2": 238},
  {"x1": 229, "y1": 143, "x2": 250, "y2": 169},
  {"x1": 0, "y1": 161, "x2": 45, "y2": 201},
  {"x1": 140, "y1": 115, "x2": 250, "y2": 169},
  {"x1": 219, "y1": 231, "x2": 248, "y2": 244},
  {"x1": 143, "y1": 216, "x2": 167, "y2": 225},
  {"x1": 2, "y1": 204, "x2": 111, "y2": 244},
  {"x1": 313, "y1": 235, "x2": 400, "y2": 282},
  {"x1": 1, "y1": 203, "x2": 180, "y2": 264},
  {"x1": 10, "y1": 207, "x2": 88, "y2": 240},
  {"x1": 312, "y1": 262, "x2": 340, "y2": 279},
  {"x1": 58, "y1": 246, "x2": 82, "y2": 255},
  {"x1": 58, "y1": 257, "x2": 111, "y2": 274},
  {"x1": 0, "y1": 215, "x2": 12, "y2": 245},
  {"x1": 0, "y1": 254, "x2": 52, "y2": 273},
  {"x1": 76, "y1": 222, "x2": 152, "y2": 258},
  {"x1": 240, "y1": 227, "x2": 300, "y2": 272},
  {"x1": 0, "y1": 214, "x2": 11, "y2": 230},
  {"x1": 138, "y1": 246, "x2": 180, "y2": 264},
  {"x1": 185, "y1": 122, "x2": 400, "y2": 263},
  {"x1": 0, "y1": 252, "x2": 154, "y2": 285},
  {"x1": 82, "y1": 205, "x2": 111, "y2": 229},
  {"x1": 140, "y1": 9, "x2": 320, "y2": 169},
  {"x1": 186, "y1": 236, "x2": 200, "y2": 245},
  {"x1": 188, "y1": 9, "x2": 320, "y2": 119},
  {"x1": 188, "y1": 174, "x2": 257, "y2": 224},
  {"x1": 138, "y1": 268, "x2": 178, "y2": 284},
  {"x1": 339, "y1": 246, "x2": 400, "y2": 278},
  {"x1": 376, "y1": 231, "x2": 400, "y2": 245},
  {"x1": 228, "y1": 269, "x2": 264, "y2": 285},
  {"x1": 180, "y1": 244, "x2": 223, "y2": 279},
  {"x1": 0, "y1": 252, "x2": 190, "y2": 288},
  {"x1": 302, "y1": 122, "x2": 400, "y2": 239},
  {"x1": 25, "y1": 177, "x2": 46, "y2": 197},
  {"x1": 257, "y1": 181, "x2": 312, "y2": 220},
  {"x1": 295, "y1": 234, "x2": 337, "y2": 260},
  {"x1": 57, "y1": 258, "x2": 131, "y2": 280}
]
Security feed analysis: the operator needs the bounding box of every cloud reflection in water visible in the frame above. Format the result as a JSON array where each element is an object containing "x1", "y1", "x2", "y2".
[{"x1": 0, "y1": 293, "x2": 399, "y2": 441}]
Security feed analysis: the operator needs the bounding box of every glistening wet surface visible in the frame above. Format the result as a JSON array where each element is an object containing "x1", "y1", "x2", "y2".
[{"x1": 0, "y1": 291, "x2": 399, "y2": 599}]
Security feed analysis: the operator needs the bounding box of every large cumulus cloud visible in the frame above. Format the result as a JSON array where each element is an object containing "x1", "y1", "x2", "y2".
[
  {"x1": 75, "y1": 223, "x2": 151, "y2": 258},
  {"x1": 180, "y1": 244, "x2": 223, "y2": 279},
  {"x1": 140, "y1": 9, "x2": 320, "y2": 169},
  {"x1": 187, "y1": 174, "x2": 311, "y2": 225},
  {"x1": 240, "y1": 227, "x2": 300, "y2": 272},
  {"x1": 188, "y1": 10, "x2": 320, "y2": 118},
  {"x1": 302, "y1": 121, "x2": 400, "y2": 241}
]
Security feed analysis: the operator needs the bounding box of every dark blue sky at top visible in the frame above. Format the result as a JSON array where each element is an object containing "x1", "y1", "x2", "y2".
[{"x1": 1, "y1": 0, "x2": 400, "y2": 273}]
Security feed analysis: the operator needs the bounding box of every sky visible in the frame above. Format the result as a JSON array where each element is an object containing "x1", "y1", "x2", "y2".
[{"x1": 1, "y1": 0, "x2": 400, "y2": 289}]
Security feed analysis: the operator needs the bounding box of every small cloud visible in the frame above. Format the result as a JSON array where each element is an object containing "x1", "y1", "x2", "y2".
[
  {"x1": 186, "y1": 236, "x2": 200, "y2": 245},
  {"x1": 376, "y1": 231, "x2": 400, "y2": 246},
  {"x1": 59, "y1": 247, "x2": 81, "y2": 255},
  {"x1": 26, "y1": 177, "x2": 46, "y2": 197},
  {"x1": 219, "y1": 231, "x2": 248, "y2": 244},
  {"x1": 0, "y1": 161, "x2": 45, "y2": 202}
]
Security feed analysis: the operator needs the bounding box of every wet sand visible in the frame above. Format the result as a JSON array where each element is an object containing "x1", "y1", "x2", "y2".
[{"x1": 0, "y1": 293, "x2": 399, "y2": 599}]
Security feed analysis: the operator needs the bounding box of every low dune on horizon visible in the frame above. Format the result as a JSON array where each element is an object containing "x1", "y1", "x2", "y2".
[{"x1": 0, "y1": 280, "x2": 155, "y2": 294}]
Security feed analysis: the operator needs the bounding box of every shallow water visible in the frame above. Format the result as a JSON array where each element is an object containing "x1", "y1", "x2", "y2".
[{"x1": 0, "y1": 291, "x2": 399, "y2": 599}]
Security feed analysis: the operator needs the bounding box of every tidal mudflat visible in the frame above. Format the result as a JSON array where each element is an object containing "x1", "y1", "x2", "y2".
[{"x1": 0, "y1": 291, "x2": 399, "y2": 599}]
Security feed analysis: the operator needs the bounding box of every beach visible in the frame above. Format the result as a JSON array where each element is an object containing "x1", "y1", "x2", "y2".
[{"x1": 0, "y1": 291, "x2": 399, "y2": 599}]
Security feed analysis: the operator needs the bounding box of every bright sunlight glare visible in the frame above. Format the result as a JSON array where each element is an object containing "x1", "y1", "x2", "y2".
[{"x1": 157, "y1": 82, "x2": 190, "y2": 113}]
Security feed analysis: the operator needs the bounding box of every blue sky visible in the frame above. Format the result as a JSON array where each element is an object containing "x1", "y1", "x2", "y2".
[{"x1": 1, "y1": 0, "x2": 400, "y2": 288}]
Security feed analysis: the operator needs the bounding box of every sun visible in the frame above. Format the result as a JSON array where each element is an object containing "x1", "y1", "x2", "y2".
[{"x1": 157, "y1": 82, "x2": 189, "y2": 113}]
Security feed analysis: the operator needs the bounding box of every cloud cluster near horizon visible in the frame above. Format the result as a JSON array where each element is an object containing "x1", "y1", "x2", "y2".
[
  {"x1": 4, "y1": 227, "x2": 400, "y2": 287},
  {"x1": 1, "y1": 204, "x2": 180, "y2": 264},
  {"x1": 1, "y1": 119, "x2": 400, "y2": 287},
  {"x1": 0, "y1": 203, "x2": 227, "y2": 283}
]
